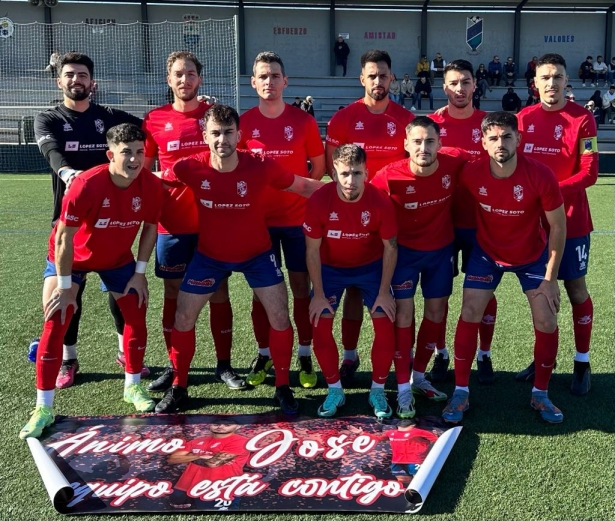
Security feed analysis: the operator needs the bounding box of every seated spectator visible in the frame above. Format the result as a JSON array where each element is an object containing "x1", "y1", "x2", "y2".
[
  {"x1": 472, "y1": 83, "x2": 483, "y2": 109},
  {"x1": 593, "y1": 56, "x2": 608, "y2": 87},
  {"x1": 501, "y1": 87, "x2": 522, "y2": 113},
  {"x1": 607, "y1": 57, "x2": 615, "y2": 86},
  {"x1": 588, "y1": 90, "x2": 604, "y2": 124},
  {"x1": 415, "y1": 55, "x2": 430, "y2": 80},
  {"x1": 488, "y1": 56, "x2": 503, "y2": 86},
  {"x1": 602, "y1": 85, "x2": 615, "y2": 123},
  {"x1": 301, "y1": 95, "x2": 315, "y2": 117},
  {"x1": 525, "y1": 56, "x2": 538, "y2": 87},
  {"x1": 292, "y1": 96, "x2": 302, "y2": 108},
  {"x1": 389, "y1": 73, "x2": 403, "y2": 105},
  {"x1": 584, "y1": 100, "x2": 601, "y2": 128},
  {"x1": 411, "y1": 76, "x2": 433, "y2": 110},
  {"x1": 430, "y1": 52, "x2": 446, "y2": 84},
  {"x1": 503, "y1": 57, "x2": 516, "y2": 86},
  {"x1": 526, "y1": 80, "x2": 539, "y2": 106},
  {"x1": 476, "y1": 64, "x2": 491, "y2": 97},
  {"x1": 401, "y1": 73, "x2": 414, "y2": 106},
  {"x1": 564, "y1": 85, "x2": 575, "y2": 102},
  {"x1": 579, "y1": 56, "x2": 594, "y2": 87}
]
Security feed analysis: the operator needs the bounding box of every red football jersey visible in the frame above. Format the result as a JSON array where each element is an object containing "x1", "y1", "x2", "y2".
[
  {"x1": 326, "y1": 99, "x2": 414, "y2": 179},
  {"x1": 303, "y1": 182, "x2": 397, "y2": 268},
  {"x1": 142, "y1": 103, "x2": 213, "y2": 235},
  {"x1": 518, "y1": 101, "x2": 598, "y2": 238},
  {"x1": 382, "y1": 429, "x2": 438, "y2": 464},
  {"x1": 429, "y1": 108, "x2": 488, "y2": 229},
  {"x1": 174, "y1": 434, "x2": 250, "y2": 492},
  {"x1": 370, "y1": 148, "x2": 469, "y2": 251},
  {"x1": 239, "y1": 104, "x2": 324, "y2": 227},
  {"x1": 50, "y1": 164, "x2": 163, "y2": 271},
  {"x1": 459, "y1": 154, "x2": 563, "y2": 266},
  {"x1": 164, "y1": 150, "x2": 295, "y2": 263}
]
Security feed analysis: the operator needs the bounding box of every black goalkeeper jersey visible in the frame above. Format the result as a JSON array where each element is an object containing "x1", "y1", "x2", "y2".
[{"x1": 34, "y1": 103, "x2": 142, "y2": 224}]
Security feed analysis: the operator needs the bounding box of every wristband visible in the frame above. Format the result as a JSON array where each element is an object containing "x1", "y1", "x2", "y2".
[
  {"x1": 59, "y1": 169, "x2": 77, "y2": 184},
  {"x1": 57, "y1": 275, "x2": 72, "y2": 289},
  {"x1": 135, "y1": 261, "x2": 148, "y2": 274}
]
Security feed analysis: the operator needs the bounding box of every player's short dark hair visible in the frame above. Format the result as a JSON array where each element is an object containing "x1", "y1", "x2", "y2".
[
  {"x1": 106, "y1": 123, "x2": 146, "y2": 146},
  {"x1": 537, "y1": 53, "x2": 567, "y2": 70},
  {"x1": 332, "y1": 144, "x2": 367, "y2": 166},
  {"x1": 166, "y1": 51, "x2": 203, "y2": 76},
  {"x1": 361, "y1": 49, "x2": 391, "y2": 69},
  {"x1": 398, "y1": 419, "x2": 417, "y2": 428},
  {"x1": 481, "y1": 111, "x2": 518, "y2": 134},
  {"x1": 406, "y1": 116, "x2": 440, "y2": 136},
  {"x1": 253, "y1": 51, "x2": 286, "y2": 76},
  {"x1": 59, "y1": 52, "x2": 94, "y2": 78},
  {"x1": 444, "y1": 59, "x2": 474, "y2": 79},
  {"x1": 203, "y1": 104, "x2": 240, "y2": 129}
]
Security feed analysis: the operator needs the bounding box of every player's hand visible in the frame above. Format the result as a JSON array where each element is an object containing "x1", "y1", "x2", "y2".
[
  {"x1": 309, "y1": 295, "x2": 334, "y2": 326},
  {"x1": 44, "y1": 287, "x2": 78, "y2": 324},
  {"x1": 123, "y1": 273, "x2": 149, "y2": 308},
  {"x1": 371, "y1": 292, "x2": 396, "y2": 322},
  {"x1": 346, "y1": 425, "x2": 363, "y2": 435},
  {"x1": 65, "y1": 170, "x2": 83, "y2": 190},
  {"x1": 532, "y1": 279, "x2": 560, "y2": 315},
  {"x1": 432, "y1": 105, "x2": 447, "y2": 116}
]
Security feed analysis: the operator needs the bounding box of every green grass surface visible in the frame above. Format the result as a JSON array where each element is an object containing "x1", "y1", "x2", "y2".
[{"x1": 0, "y1": 175, "x2": 613, "y2": 521}]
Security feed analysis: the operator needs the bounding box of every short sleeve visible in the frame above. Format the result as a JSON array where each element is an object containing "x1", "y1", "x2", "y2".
[
  {"x1": 304, "y1": 116, "x2": 325, "y2": 158},
  {"x1": 60, "y1": 176, "x2": 92, "y2": 226},
  {"x1": 142, "y1": 171, "x2": 164, "y2": 224},
  {"x1": 370, "y1": 170, "x2": 390, "y2": 194},
  {"x1": 325, "y1": 110, "x2": 346, "y2": 147},
  {"x1": 303, "y1": 192, "x2": 324, "y2": 239},
  {"x1": 264, "y1": 157, "x2": 295, "y2": 190},
  {"x1": 536, "y1": 163, "x2": 564, "y2": 212},
  {"x1": 142, "y1": 112, "x2": 159, "y2": 159},
  {"x1": 376, "y1": 191, "x2": 398, "y2": 240}
]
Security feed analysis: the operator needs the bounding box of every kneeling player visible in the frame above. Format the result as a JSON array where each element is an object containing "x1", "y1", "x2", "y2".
[
  {"x1": 442, "y1": 111, "x2": 566, "y2": 424},
  {"x1": 304, "y1": 144, "x2": 398, "y2": 418},
  {"x1": 20, "y1": 124, "x2": 163, "y2": 439}
]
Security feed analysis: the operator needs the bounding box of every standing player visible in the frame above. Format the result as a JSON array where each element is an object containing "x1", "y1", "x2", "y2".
[
  {"x1": 428, "y1": 60, "x2": 497, "y2": 385},
  {"x1": 240, "y1": 51, "x2": 325, "y2": 389},
  {"x1": 34, "y1": 52, "x2": 147, "y2": 388},
  {"x1": 20, "y1": 124, "x2": 163, "y2": 439},
  {"x1": 371, "y1": 118, "x2": 469, "y2": 418},
  {"x1": 167, "y1": 420, "x2": 249, "y2": 510},
  {"x1": 516, "y1": 53, "x2": 598, "y2": 395},
  {"x1": 304, "y1": 145, "x2": 397, "y2": 418},
  {"x1": 156, "y1": 105, "x2": 323, "y2": 415},
  {"x1": 442, "y1": 111, "x2": 566, "y2": 424},
  {"x1": 325, "y1": 49, "x2": 414, "y2": 386},
  {"x1": 142, "y1": 51, "x2": 244, "y2": 392}
]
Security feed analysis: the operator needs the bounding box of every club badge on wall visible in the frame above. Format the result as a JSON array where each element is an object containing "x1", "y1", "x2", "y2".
[
  {"x1": 0, "y1": 17, "x2": 15, "y2": 39},
  {"x1": 466, "y1": 16, "x2": 483, "y2": 54}
]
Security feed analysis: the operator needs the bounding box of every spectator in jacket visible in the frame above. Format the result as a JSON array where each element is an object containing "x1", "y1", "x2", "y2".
[
  {"x1": 503, "y1": 57, "x2": 516, "y2": 86},
  {"x1": 415, "y1": 55, "x2": 430, "y2": 80},
  {"x1": 411, "y1": 76, "x2": 433, "y2": 110},
  {"x1": 593, "y1": 56, "x2": 608, "y2": 87},
  {"x1": 525, "y1": 56, "x2": 538, "y2": 87},
  {"x1": 607, "y1": 57, "x2": 615, "y2": 86},
  {"x1": 501, "y1": 87, "x2": 522, "y2": 112},
  {"x1": 301, "y1": 95, "x2": 315, "y2": 117},
  {"x1": 389, "y1": 73, "x2": 403, "y2": 105},
  {"x1": 564, "y1": 85, "x2": 575, "y2": 102},
  {"x1": 579, "y1": 56, "x2": 594, "y2": 87},
  {"x1": 488, "y1": 56, "x2": 502, "y2": 86},
  {"x1": 333, "y1": 36, "x2": 350, "y2": 77},
  {"x1": 430, "y1": 52, "x2": 446, "y2": 83},
  {"x1": 476, "y1": 64, "x2": 491, "y2": 97},
  {"x1": 602, "y1": 84, "x2": 615, "y2": 123},
  {"x1": 401, "y1": 74, "x2": 414, "y2": 106}
]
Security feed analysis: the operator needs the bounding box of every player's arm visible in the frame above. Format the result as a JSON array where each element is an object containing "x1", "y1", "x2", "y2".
[
  {"x1": 44, "y1": 221, "x2": 78, "y2": 323},
  {"x1": 122, "y1": 222, "x2": 158, "y2": 307},
  {"x1": 285, "y1": 175, "x2": 325, "y2": 198},
  {"x1": 306, "y1": 235, "x2": 334, "y2": 326},
  {"x1": 371, "y1": 236, "x2": 398, "y2": 321},
  {"x1": 558, "y1": 132, "x2": 599, "y2": 196},
  {"x1": 533, "y1": 204, "x2": 566, "y2": 315},
  {"x1": 167, "y1": 449, "x2": 204, "y2": 465},
  {"x1": 325, "y1": 144, "x2": 337, "y2": 177},
  {"x1": 197, "y1": 452, "x2": 239, "y2": 468},
  {"x1": 308, "y1": 154, "x2": 326, "y2": 181}
]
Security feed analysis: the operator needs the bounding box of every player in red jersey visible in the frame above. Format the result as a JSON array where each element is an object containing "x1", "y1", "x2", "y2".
[
  {"x1": 156, "y1": 105, "x2": 323, "y2": 415},
  {"x1": 239, "y1": 51, "x2": 325, "y2": 390},
  {"x1": 20, "y1": 124, "x2": 164, "y2": 439},
  {"x1": 516, "y1": 53, "x2": 598, "y2": 396},
  {"x1": 371, "y1": 117, "x2": 469, "y2": 419},
  {"x1": 429, "y1": 60, "x2": 497, "y2": 386},
  {"x1": 442, "y1": 111, "x2": 566, "y2": 424},
  {"x1": 325, "y1": 49, "x2": 414, "y2": 386},
  {"x1": 168, "y1": 420, "x2": 249, "y2": 510},
  {"x1": 142, "y1": 51, "x2": 245, "y2": 393},
  {"x1": 304, "y1": 144, "x2": 397, "y2": 419}
]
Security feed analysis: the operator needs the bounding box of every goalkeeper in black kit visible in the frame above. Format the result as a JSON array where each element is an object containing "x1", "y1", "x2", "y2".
[{"x1": 33, "y1": 52, "x2": 149, "y2": 389}]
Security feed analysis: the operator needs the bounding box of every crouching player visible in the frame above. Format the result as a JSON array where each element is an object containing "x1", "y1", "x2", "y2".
[
  {"x1": 442, "y1": 111, "x2": 566, "y2": 424},
  {"x1": 304, "y1": 144, "x2": 398, "y2": 419},
  {"x1": 20, "y1": 123, "x2": 163, "y2": 439}
]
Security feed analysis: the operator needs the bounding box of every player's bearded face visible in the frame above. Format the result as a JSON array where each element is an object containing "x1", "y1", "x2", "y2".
[
  {"x1": 535, "y1": 63, "x2": 567, "y2": 106},
  {"x1": 168, "y1": 59, "x2": 201, "y2": 102},
  {"x1": 482, "y1": 126, "x2": 520, "y2": 164},
  {"x1": 251, "y1": 62, "x2": 288, "y2": 101},
  {"x1": 361, "y1": 61, "x2": 391, "y2": 101},
  {"x1": 443, "y1": 70, "x2": 475, "y2": 109},
  {"x1": 405, "y1": 126, "x2": 441, "y2": 168},
  {"x1": 204, "y1": 120, "x2": 239, "y2": 159},
  {"x1": 209, "y1": 423, "x2": 240, "y2": 435},
  {"x1": 58, "y1": 64, "x2": 92, "y2": 101},
  {"x1": 333, "y1": 161, "x2": 367, "y2": 201},
  {"x1": 107, "y1": 141, "x2": 145, "y2": 181}
]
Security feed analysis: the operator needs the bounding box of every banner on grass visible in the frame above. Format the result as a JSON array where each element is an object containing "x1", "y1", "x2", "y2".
[{"x1": 28, "y1": 414, "x2": 461, "y2": 515}]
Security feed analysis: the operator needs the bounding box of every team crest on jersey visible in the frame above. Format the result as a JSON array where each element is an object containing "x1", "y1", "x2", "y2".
[
  {"x1": 472, "y1": 128, "x2": 481, "y2": 143},
  {"x1": 355, "y1": 121, "x2": 364, "y2": 130},
  {"x1": 164, "y1": 122, "x2": 173, "y2": 131},
  {"x1": 406, "y1": 185, "x2": 416, "y2": 194},
  {"x1": 479, "y1": 186, "x2": 488, "y2": 196},
  {"x1": 198, "y1": 119, "x2": 205, "y2": 131},
  {"x1": 442, "y1": 175, "x2": 451, "y2": 190},
  {"x1": 527, "y1": 124, "x2": 535, "y2": 133},
  {"x1": 440, "y1": 127, "x2": 447, "y2": 137},
  {"x1": 386, "y1": 122, "x2": 396, "y2": 137},
  {"x1": 94, "y1": 119, "x2": 105, "y2": 134},
  {"x1": 513, "y1": 185, "x2": 523, "y2": 202},
  {"x1": 329, "y1": 212, "x2": 339, "y2": 221},
  {"x1": 284, "y1": 126, "x2": 294, "y2": 141},
  {"x1": 252, "y1": 128, "x2": 260, "y2": 138},
  {"x1": 361, "y1": 211, "x2": 371, "y2": 226},
  {"x1": 554, "y1": 125, "x2": 563, "y2": 140},
  {"x1": 63, "y1": 123, "x2": 73, "y2": 132},
  {"x1": 237, "y1": 181, "x2": 248, "y2": 197},
  {"x1": 102, "y1": 198, "x2": 110, "y2": 208},
  {"x1": 131, "y1": 197, "x2": 142, "y2": 212},
  {"x1": 201, "y1": 180, "x2": 210, "y2": 190}
]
